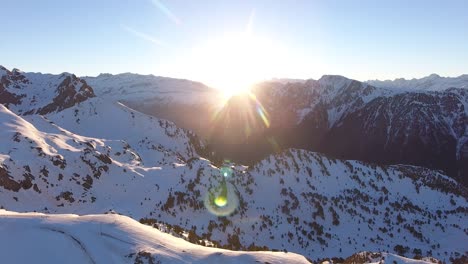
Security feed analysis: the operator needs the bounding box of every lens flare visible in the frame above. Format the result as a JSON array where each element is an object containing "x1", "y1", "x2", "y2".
[
  {"x1": 220, "y1": 166, "x2": 233, "y2": 178},
  {"x1": 267, "y1": 136, "x2": 281, "y2": 152},
  {"x1": 214, "y1": 195, "x2": 228, "y2": 207},
  {"x1": 204, "y1": 170, "x2": 239, "y2": 216},
  {"x1": 248, "y1": 92, "x2": 270, "y2": 128},
  {"x1": 256, "y1": 105, "x2": 270, "y2": 128},
  {"x1": 210, "y1": 90, "x2": 271, "y2": 133}
]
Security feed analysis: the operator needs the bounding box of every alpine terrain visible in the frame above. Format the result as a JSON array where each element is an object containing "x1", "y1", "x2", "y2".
[{"x1": 0, "y1": 66, "x2": 467, "y2": 263}]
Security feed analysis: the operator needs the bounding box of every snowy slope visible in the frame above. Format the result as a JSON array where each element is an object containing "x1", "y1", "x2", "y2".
[
  {"x1": 38, "y1": 98, "x2": 203, "y2": 161},
  {"x1": 0, "y1": 210, "x2": 309, "y2": 264},
  {"x1": 367, "y1": 74, "x2": 468, "y2": 91},
  {"x1": 232, "y1": 149, "x2": 467, "y2": 261},
  {"x1": 0, "y1": 99, "x2": 209, "y2": 212}
]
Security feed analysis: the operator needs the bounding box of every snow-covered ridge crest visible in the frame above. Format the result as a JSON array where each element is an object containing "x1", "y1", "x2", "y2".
[
  {"x1": 0, "y1": 209, "x2": 310, "y2": 264},
  {"x1": 0, "y1": 210, "x2": 445, "y2": 264}
]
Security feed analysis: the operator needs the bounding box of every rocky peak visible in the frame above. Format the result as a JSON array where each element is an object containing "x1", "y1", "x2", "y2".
[
  {"x1": 36, "y1": 75, "x2": 95, "y2": 115},
  {"x1": 0, "y1": 66, "x2": 95, "y2": 115},
  {"x1": 318, "y1": 75, "x2": 352, "y2": 89},
  {"x1": 427, "y1": 73, "x2": 441, "y2": 79},
  {"x1": 11, "y1": 68, "x2": 23, "y2": 74},
  {"x1": 1, "y1": 66, "x2": 30, "y2": 87}
]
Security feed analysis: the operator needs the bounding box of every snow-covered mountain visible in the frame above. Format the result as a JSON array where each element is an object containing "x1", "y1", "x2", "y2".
[
  {"x1": 253, "y1": 75, "x2": 398, "y2": 127},
  {"x1": 84, "y1": 73, "x2": 219, "y2": 105},
  {"x1": 367, "y1": 74, "x2": 468, "y2": 91},
  {"x1": 204, "y1": 76, "x2": 468, "y2": 186},
  {"x1": 0, "y1": 66, "x2": 467, "y2": 263},
  {"x1": 318, "y1": 87, "x2": 468, "y2": 184},
  {"x1": 83, "y1": 73, "x2": 224, "y2": 138},
  {"x1": 0, "y1": 210, "x2": 309, "y2": 264}
]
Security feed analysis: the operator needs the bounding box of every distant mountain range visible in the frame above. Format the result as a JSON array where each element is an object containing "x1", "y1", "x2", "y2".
[
  {"x1": 268, "y1": 73, "x2": 468, "y2": 91},
  {"x1": 0, "y1": 65, "x2": 467, "y2": 263},
  {"x1": 367, "y1": 74, "x2": 468, "y2": 91}
]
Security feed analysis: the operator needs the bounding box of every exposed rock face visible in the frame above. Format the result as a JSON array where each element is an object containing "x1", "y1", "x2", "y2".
[
  {"x1": 36, "y1": 75, "x2": 95, "y2": 115},
  {"x1": 0, "y1": 67, "x2": 27, "y2": 106},
  {"x1": 0, "y1": 166, "x2": 22, "y2": 192},
  {"x1": 318, "y1": 88, "x2": 468, "y2": 186}
]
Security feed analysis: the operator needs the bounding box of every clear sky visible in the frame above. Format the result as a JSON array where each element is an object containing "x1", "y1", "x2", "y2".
[{"x1": 1, "y1": 0, "x2": 467, "y2": 89}]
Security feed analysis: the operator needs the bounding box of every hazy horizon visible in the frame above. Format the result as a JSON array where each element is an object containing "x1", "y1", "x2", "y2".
[{"x1": 1, "y1": 63, "x2": 466, "y2": 84}]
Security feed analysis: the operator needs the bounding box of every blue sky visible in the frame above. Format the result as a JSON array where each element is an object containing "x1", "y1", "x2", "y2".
[{"x1": 1, "y1": 0, "x2": 467, "y2": 86}]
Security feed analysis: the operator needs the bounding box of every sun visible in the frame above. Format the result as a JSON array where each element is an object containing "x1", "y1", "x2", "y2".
[{"x1": 188, "y1": 32, "x2": 284, "y2": 98}]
